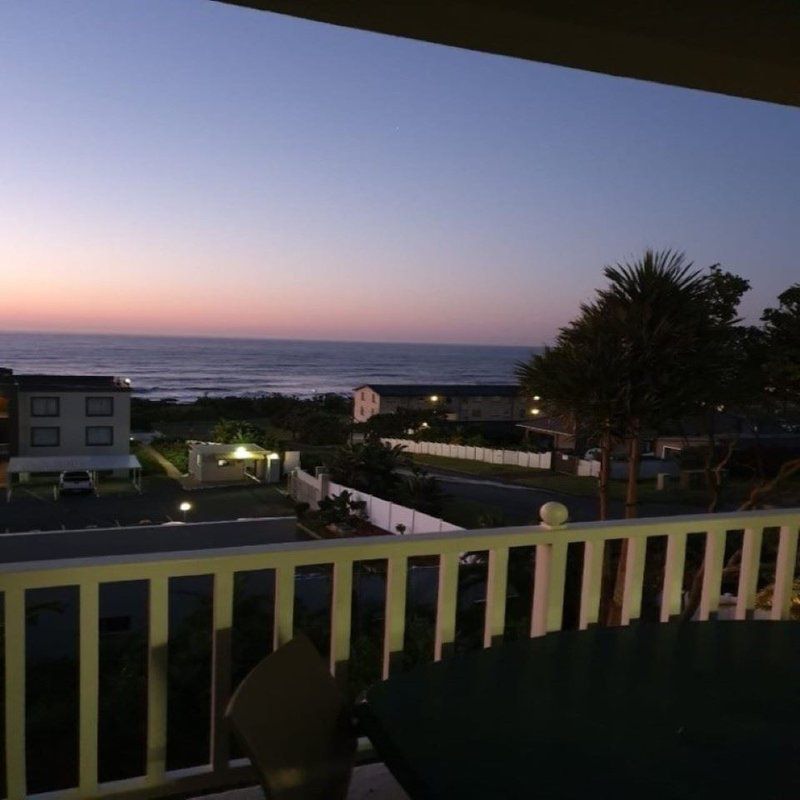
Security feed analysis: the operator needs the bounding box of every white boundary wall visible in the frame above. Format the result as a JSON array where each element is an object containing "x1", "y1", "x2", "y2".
[
  {"x1": 288, "y1": 469, "x2": 464, "y2": 535},
  {"x1": 382, "y1": 438, "x2": 552, "y2": 470}
]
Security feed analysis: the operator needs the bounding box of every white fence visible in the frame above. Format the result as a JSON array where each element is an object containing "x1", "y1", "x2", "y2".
[
  {"x1": 288, "y1": 469, "x2": 464, "y2": 535},
  {"x1": 382, "y1": 438, "x2": 552, "y2": 470}
]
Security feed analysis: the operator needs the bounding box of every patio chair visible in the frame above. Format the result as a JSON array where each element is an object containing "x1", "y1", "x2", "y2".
[{"x1": 226, "y1": 634, "x2": 407, "y2": 800}]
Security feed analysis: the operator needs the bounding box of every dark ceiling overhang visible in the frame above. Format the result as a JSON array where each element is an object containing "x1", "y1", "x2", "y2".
[{"x1": 214, "y1": 1, "x2": 800, "y2": 107}]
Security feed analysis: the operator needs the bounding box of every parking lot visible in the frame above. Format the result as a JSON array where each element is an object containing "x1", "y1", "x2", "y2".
[{"x1": 0, "y1": 474, "x2": 296, "y2": 534}]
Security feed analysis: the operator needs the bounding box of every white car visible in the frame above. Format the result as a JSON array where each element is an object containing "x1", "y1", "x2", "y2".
[{"x1": 58, "y1": 470, "x2": 94, "y2": 495}]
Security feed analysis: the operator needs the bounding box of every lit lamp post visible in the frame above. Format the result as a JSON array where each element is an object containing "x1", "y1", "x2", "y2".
[{"x1": 179, "y1": 501, "x2": 192, "y2": 523}]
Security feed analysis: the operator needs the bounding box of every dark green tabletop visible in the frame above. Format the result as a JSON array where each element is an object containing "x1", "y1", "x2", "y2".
[{"x1": 356, "y1": 622, "x2": 800, "y2": 800}]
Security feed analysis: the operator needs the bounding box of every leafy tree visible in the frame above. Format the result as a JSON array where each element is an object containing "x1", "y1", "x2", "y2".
[
  {"x1": 317, "y1": 490, "x2": 368, "y2": 527},
  {"x1": 326, "y1": 440, "x2": 410, "y2": 498},
  {"x1": 517, "y1": 306, "x2": 626, "y2": 519},
  {"x1": 399, "y1": 466, "x2": 446, "y2": 516},
  {"x1": 211, "y1": 418, "x2": 266, "y2": 444},
  {"x1": 761, "y1": 284, "x2": 800, "y2": 405}
]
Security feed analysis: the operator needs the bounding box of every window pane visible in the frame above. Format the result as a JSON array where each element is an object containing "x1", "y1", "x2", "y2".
[
  {"x1": 31, "y1": 397, "x2": 59, "y2": 416},
  {"x1": 86, "y1": 426, "x2": 113, "y2": 446},
  {"x1": 31, "y1": 427, "x2": 59, "y2": 446},
  {"x1": 86, "y1": 397, "x2": 113, "y2": 416}
]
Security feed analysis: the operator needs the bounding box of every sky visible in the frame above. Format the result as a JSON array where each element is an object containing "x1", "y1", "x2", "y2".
[{"x1": 1, "y1": 1, "x2": 799, "y2": 345}]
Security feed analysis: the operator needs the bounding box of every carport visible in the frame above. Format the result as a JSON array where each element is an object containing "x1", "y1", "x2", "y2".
[{"x1": 5, "y1": 454, "x2": 142, "y2": 501}]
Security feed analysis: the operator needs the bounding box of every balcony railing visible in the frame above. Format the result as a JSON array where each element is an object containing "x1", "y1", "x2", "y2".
[{"x1": 1, "y1": 506, "x2": 799, "y2": 800}]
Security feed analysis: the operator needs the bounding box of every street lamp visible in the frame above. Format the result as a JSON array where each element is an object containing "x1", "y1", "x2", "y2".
[
  {"x1": 533, "y1": 395, "x2": 541, "y2": 401},
  {"x1": 179, "y1": 501, "x2": 192, "y2": 523},
  {"x1": 429, "y1": 395, "x2": 439, "y2": 403},
  {"x1": 530, "y1": 408, "x2": 541, "y2": 416}
]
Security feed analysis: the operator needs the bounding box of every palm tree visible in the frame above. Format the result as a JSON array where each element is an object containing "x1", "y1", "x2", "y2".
[
  {"x1": 517, "y1": 307, "x2": 626, "y2": 519},
  {"x1": 596, "y1": 249, "x2": 718, "y2": 518}
]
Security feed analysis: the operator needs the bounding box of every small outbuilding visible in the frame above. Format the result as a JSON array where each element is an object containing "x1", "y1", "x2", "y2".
[{"x1": 187, "y1": 442, "x2": 280, "y2": 485}]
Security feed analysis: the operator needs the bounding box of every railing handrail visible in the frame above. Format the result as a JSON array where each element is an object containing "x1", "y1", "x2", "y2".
[{"x1": 1, "y1": 506, "x2": 798, "y2": 584}]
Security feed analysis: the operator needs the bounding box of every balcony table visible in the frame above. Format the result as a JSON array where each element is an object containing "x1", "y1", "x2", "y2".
[{"x1": 356, "y1": 621, "x2": 800, "y2": 800}]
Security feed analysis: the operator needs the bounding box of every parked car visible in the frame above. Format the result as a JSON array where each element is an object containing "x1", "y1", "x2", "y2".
[{"x1": 58, "y1": 470, "x2": 94, "y2": 495}]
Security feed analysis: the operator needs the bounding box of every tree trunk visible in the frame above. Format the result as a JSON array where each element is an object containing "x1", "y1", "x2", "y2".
[
  {"x1": 607, "y1": 424, "x2": 642, "y2": 624},
  {"x1": 598, "y1": 426, "x2": 612, "y2": 521},
  {"x1": 624, "y1": 425, "x2": 641, "y2": 519}
]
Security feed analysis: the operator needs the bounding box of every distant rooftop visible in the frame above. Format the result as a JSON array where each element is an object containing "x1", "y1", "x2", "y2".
[
  {"x1": 0, "y1": 368, "x2": 130, "y2": 392},
  {"x1": 355, "y1": 383, "x2": 521, "y2": 397}
]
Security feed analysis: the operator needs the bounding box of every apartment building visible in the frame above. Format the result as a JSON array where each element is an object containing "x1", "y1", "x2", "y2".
[
  {"x1": 353, "y1": 383, "x2": 529, "y2": 423},
  {"x1": 0, "y1": 368, "x2": 134, "y2": 482}
]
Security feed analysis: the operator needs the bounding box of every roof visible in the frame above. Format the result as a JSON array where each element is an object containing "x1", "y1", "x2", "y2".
[
  {"x1": 1, "y1": 371, "x2": 131, "y2": 393},
  {"x1": 517, "y1": 417, "x2": 575, "y2": 436},
  {"x1": 218, "y1": 1, "x2": 800, "y2": 108},
  {"x1": 0, "y1": 517, "x2": 299, "y2": 565},
  {"x1": 188, "y1": 442, "x2": 275, "y2": 458},
  {"x1": 8, "y1": 454, "x2": 141, "y2": 474},
  {"x1": 355, "y1": 384, "x2": 521, "y2": 398}
]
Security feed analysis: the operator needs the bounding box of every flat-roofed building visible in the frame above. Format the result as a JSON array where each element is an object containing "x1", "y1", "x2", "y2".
[
  {"x1": 0, "y1": 368, "x2": 135, "y2": 483},
  {"x1": 353, "y1": 383, "x2": 528, "y2": 423}
]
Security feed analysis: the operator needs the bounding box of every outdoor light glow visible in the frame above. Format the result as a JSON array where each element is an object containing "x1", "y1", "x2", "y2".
[
  {"x1": 234, "y1": 446, "x2": 251, "y2": 459},
  {"x1": 530, "y1": 408, "x2": 541, "y2": 415},
  {"x1": 533, "y1": 395, "x2": 541, "y2": 401},
  {"x1": 421, "y1": 422, "x2": 430, "y2": 428},
  {"x1": 429, "y1": 395, "x2": 439, "y2": 402},
  {"x1": 179, "y1": 501, "x2": 192, "y2": 512}
]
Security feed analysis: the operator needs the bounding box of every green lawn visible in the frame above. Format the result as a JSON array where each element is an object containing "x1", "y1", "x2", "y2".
[
  {"x1": 130, "y1": 442, "x2": 166, "y2": 476},
  {"x1": 412, "y1": 454, "x2": 602, "y2": 496},
  {"x1": 150, "y1": 438, "x2": 189, "y2": 474}
]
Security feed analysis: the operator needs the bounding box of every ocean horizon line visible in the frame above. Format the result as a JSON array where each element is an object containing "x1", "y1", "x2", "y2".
[{"x1": 0, "y1": 329, "x2": 544, "y2": 350}]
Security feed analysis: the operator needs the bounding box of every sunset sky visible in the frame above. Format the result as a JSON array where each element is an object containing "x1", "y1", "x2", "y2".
[{"x1": 1, "y1": 1, "x2": 799, "y2": 345}]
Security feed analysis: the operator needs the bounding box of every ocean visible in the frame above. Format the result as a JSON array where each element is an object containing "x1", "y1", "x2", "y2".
[{"x1": 0, "y1": 332, "x2": 537, "y2": 401}]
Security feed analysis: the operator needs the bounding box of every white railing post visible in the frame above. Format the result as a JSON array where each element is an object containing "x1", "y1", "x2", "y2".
[
  {"x1": 273, "y1": 566, "x2": 295, "y2": 649},
  {"x1": 4, "y1": 586, "x2": 26, "y2": 800},
  {"x1": 771, "y1": 525, "x2": 799, "y2": 620},
  {"x1": 620, "y1": 537, "x2": 648, "y2": 625},
  {"x1": 531, "y1": 503, "x2": 569, "y2": 636},
  {"x1": 434, "y1": 552, "x2": 459, "y2": 660},
  {"x1": 330, "y1": 560, "x2": 353, "y2": 682},
  {"x1": 146, "y1": 576, "x2": 169, "y2": 787},
  {"x1": 483, "y1": 547, "x2": 510, "y2": 647},
  {"x1": 661, "y1": 531, "x2": 688, "y2": 621},
  {"x1": 699, "y1": 528, "x2": 727, "y2": 620},
  {"x1": 382, "y1": 557, "x2": 408, "y2": 677},
  {"x1": 210, "y1": 571, "x2": 234, "y2": 772},
  {"x1": 735, "y1": 527, "x2": 763, "y2": 620},
  {"x1": 79, "y1": 581, "x2": 100, "y2": 796},
  {"x1": 579, "y1": 540, "x2": 605, "y2": 629}
]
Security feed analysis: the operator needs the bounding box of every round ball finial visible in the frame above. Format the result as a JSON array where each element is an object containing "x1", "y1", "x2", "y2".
[{"x1": 540, "y1": 501, "x2": 569, "y2": 528}]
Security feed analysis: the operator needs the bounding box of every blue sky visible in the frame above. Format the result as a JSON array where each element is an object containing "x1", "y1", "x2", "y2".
[{"x1": 1, "y1": 0, "x2": 798, "y2": 344}]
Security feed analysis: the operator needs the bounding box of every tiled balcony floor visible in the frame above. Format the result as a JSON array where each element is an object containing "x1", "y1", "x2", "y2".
[{"x1": 191, "y1": 763, "x2": 408, "y2": 800}]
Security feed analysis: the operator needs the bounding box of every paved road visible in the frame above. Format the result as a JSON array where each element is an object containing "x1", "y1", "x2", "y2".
[{"x1": 426, "y1": 469, "x2": 704, "y2": 523}]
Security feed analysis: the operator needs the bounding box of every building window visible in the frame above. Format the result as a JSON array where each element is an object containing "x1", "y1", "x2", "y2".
[
  {"x1": 86, "y1": 426, "x2": 114, "y2": 446},
  {"x1": 360, "y1": 391, "x2": 365, "y2": 400},
  {"x1": 31, "y1": 397, "x2": 59, "y2": 417},
  {"x1": 31, "y1": 426, "x2": 60, "y2": 447},
  {"x1": 86, "y1": 396, "x2": 114, "y2": 416},
  {"x1": 359, "y1": 405, "x2": 364, "y2": 417}
]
